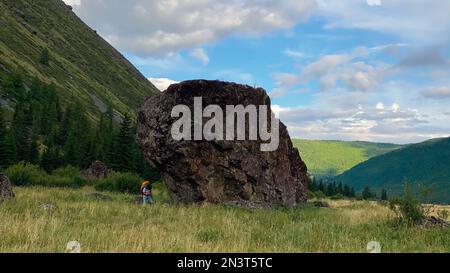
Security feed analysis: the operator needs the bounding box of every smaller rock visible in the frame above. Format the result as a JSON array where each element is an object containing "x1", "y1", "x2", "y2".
[
  {"x1": 87, "y1": 192, "x2": 113, "y2": 201},
  {"x1": 0, "y1": 174, "x2": 14, "y2": 202},
  {"x1": 14, "y1": 9, "x2": 26, "y2": 19},
  {"x1": 39, "y1": 203, "x2": 57, "y2": 211},
  {"x1": 83, "y1": 161, "x2": 110, "y2": 180},
  {"x1": 418, "y1": 216, "x2": 450, "y2": 229},
  {"x1": 312, "y1": 200, "x2": 330, "y2": 208}
]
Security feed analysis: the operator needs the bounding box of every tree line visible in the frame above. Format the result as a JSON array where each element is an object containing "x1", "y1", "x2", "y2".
[
  {"x1": 308, "y1": 176, "x2": 388, "y2": 201},
  {"x1": 0, "y1": 74, "x2": 159, "y2": 180}
]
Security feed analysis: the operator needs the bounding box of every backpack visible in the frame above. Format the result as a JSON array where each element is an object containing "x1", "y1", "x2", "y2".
[{"x1": 141, "y1": 181, "x2": 152, "y2": 196}]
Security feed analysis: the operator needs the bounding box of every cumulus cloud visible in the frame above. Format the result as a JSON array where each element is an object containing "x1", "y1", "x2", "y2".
[
  {"x1": 276, "y1": 101, "x2": 441, "y2": 144},
  {"x1": 423, "y1": 86, "x2": 450, "y2": 99},
  {"x1": 148, "y1": 77, "x2": 179, "y2": 91},
  {"x1": 274, "y1": 47, "x2": 383, "y2": 94},
  {"x1": 190, "y1": 48, "x2": 209, "y2": 65},
  {"x1": 316, "y1": 0, "x2": 450, "y2": 44},
  {"x1": 67, "y1": 0, "x2": 316, "y2": 56},
  {"x1": 398, "y1": 47, "x2": 448, "y2": 67}
]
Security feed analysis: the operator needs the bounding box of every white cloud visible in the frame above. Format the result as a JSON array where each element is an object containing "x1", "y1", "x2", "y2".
[
  {"x1": 424, "y1": 86, "x2": 450, "y2": 99},
  {"x1": 316, "y1": 0, "x2": 450, "y2": 45},
  {"x1": 148, "y1": 77, "x2": 179, "y2": 91},
  {"x1": 376, "y1": 102, "x2": 385, "y2": 110},
  {"x1": 391, "y1": 103, "x2": 400, "y2": 112},
  {"x1": 302, "y1": 54, "x2": 352, "y2": 79},
  {"x1": 67, "y1": 0, "x2": 316, "y2": 56},
  {"x1": 275, "y1": 101, "x2": 444, "y2": 144},
  {"x1": 273, "y1": 47, "x2": 383, "y2": 94},
  {"x1": 283, "y1": 49, "x2": 305, "y2": 58},
  {"x1": 366, "y1": 0, "x2": 381, "y2": 6},
  {"x1": 398, "y1": 47, "x2": 448, "y2": 67},
  {"x1": 190, "y1": 48, "x2": 209, "y2": 65},
  {"x1": 64, "y1": 0, "x2": 80, "y2": 6}
]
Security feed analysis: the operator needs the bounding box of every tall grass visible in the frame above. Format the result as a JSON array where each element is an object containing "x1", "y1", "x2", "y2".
[{"x1": 0, "y1": 187, "x2": 448, "y2": 253}]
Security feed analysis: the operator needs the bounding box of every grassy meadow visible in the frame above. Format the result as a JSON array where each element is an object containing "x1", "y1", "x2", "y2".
[{"x1": 1, "y1": 186, "x2": 449, "y2": 253}]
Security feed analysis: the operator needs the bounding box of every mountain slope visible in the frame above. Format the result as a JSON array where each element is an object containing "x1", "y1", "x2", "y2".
[
  {"x1": 335, "y1": 137, "x2": 450, "y2": 203},
  {"x1": 292, "y1": 139, "x2": 402, "y2": 177},
  {"x1": 0, "y1": 0, "x2": 158, "y2": 121}
]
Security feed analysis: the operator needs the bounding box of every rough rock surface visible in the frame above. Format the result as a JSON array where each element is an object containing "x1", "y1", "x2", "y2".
[
  {"x1": 83, "y1": 161, "x2": 110, "y2": 180},
  {"x1": 0, "y1": 174, "x2": 14, "y2": 201},
  {"x1": 418, "y1": 216, "x2": 450, "y2": 229},
  {"x1": 39, "y1": 203, "x2": 57, "y2": 211},
  {"x1": 137, "y1": 80, "x2": 308, "y2": 207}
]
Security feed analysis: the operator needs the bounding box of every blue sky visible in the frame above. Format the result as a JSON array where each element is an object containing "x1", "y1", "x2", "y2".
[{"x1": 65, "y1": 0, "x2": 450, "y2": 144}]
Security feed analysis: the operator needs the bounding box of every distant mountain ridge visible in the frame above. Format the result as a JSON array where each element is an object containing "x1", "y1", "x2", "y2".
[
  {"x1": 335, "y1": 137, "x2": 450, "y2": 203},
  {"x1": 0, "y1": 0, "x2": 159, "y2": 121},
  {"x1": 292, "y1": 139, "x2": 403, "y2": 177}
]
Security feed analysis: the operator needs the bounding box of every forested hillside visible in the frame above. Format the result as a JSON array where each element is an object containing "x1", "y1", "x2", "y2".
[
  {"x1": 0, "y1": 0, "x2": 158, "y2": 122},
  {"x1": 292, "y1": 139, "x2": 402, "y2": 177},
  {"x1": 336, "y1": 138, "x2": 450, "y2": 203},
  {"x1": 0, "y1": 0, "x2": 160, "y2": 178}
]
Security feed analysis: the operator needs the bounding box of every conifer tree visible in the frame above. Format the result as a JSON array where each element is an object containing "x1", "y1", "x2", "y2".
[
  {"x1": 362, "y1": 185, "x2": 373, "y2": 200},
  {"x1": 27, "y1": 133, "x2": 40, "y2": 164},
  {"x1": 111, "y1": 113, "x2": 134, "y2": 172},
  {"x1": 337, "y1": 181, "x2": 344, "y2": 195},
  {"x1": 343, "y1": 184, "x2": 351, "y2": 197},
  {"x1": 318, "y1": 180, "x2": 325, "y2": 193},
  {"x1": 63, "y1": 102, "x2": 91, "y2": 167},
  {"x1": 326, "y1": 183, "x2": 335, "y2": 196},
  {"x1": 41, "y1": 139, "x2": 60, "y2": 173},
  {"x1": 309, "y1": 176, "x2": 317, "y2": 191},
  {"x1": 93, "y1": 109, "x2": 115, "y2": 163},
  {"x1": 12, "y1": 96, "x2": 36, "y2": 163},
  {"x1": 381, "y1": 189, "x2": 388, "y2": 201},
  {"x1": 0, "y1": 107, "x2": 16, "y2": 169},
  {"x1": 350, "y1": 187, "x2": 356, "y2": 197}
]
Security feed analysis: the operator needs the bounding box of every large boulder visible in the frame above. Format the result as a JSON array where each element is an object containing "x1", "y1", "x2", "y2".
[
  {"x1": 136, "y1": 80, "x2": 308, "y2": 207},
  {"x1": 83, "y1": 161, "x2": 110, "y2": 180},
  {"x1": 0, "y1": 174, "x2": 14, "y2": 201}
]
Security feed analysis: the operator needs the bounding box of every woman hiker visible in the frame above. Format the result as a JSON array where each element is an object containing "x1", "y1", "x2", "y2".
[{"x1": 140, "y1": 180, "x2": 154, "y2": 205}]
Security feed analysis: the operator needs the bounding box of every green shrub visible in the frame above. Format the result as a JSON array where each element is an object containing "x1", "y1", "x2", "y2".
[
  {"x1": 330, "y1": 193, "x2": 344, "y2": 200},
  {"x1": 95, "y1": 172, "x2": 141, "y2": 194},
  {"x1": 45, "y1": 175, "x2": 88, "y2": 188},
  {"x1": 46, "y1": 176, "x2": 73, "y2": 188},
  {"x1": 51, "y1": 166, "x2": 89, "y2": 188},
  {"x1": 5, "y1": 162, "x2": 47, "y2": 186},
  {"x1": 389, "y1": 182, "x2": 425, "y2": 224},
  {"x1": 51, "y1": 165, "x2": 81, "y2": 178},
  {"x1": 314, "y1": 191, "x2": 326, "y2": 199},
  {"x1": 5, "y1": 162, "x2": 89, "y2": 189}
]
